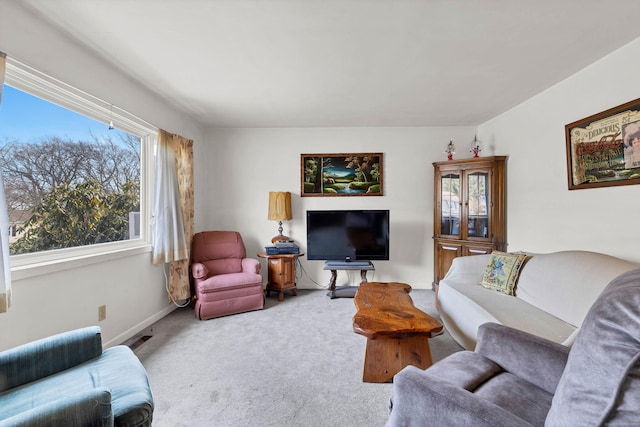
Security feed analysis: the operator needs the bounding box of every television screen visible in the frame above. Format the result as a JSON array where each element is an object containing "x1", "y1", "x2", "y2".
[{"x1": 306, "y1": 210, "x2": 390, "y2": 261}]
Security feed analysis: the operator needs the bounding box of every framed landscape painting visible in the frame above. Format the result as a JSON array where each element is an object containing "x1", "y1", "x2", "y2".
[
  {"x1": 566, "y1": 97, "x2": 640, "y2": 190},
  {"x1": 301, "y1": 153, "x2": 384, "y2": 197}
]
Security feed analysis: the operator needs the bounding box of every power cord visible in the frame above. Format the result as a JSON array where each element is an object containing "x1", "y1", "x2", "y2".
[
  {"x1": 295, "y1": 257, "x2": 329, "y2": 290},
  {"x1": 163, "y1": 263, "x2": 191, "y2": 308}
]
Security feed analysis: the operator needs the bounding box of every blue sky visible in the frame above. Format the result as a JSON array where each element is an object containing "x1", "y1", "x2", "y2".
[{"x1": 0, "y1": 85, "x2": 129, "y2": 144}]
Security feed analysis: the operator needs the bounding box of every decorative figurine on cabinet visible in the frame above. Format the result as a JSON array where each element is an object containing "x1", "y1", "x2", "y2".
[
  {"x1": 470, "y1": 135, "x2": 482, "y2": 158},
  {"x1": 445, "y1": 140, "x2": 456, "y2": 160}
]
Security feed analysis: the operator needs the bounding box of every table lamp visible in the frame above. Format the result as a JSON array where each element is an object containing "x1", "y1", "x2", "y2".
[{"x1": 268, "y1": 191, "x2": 292, "y2": 243}]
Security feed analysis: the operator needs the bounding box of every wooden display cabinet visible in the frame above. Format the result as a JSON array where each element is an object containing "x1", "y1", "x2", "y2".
[
  {"x1": 257, "y1": 252, "x2": 303, "y2": 301},
  {"x1": 433, "y1": 156, "x2": 507, "y2": 290}
]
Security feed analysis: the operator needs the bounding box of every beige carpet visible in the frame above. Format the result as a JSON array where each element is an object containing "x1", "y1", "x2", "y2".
[{"x1": 133, "y1": 289, "x2": 462, "y2": 427}]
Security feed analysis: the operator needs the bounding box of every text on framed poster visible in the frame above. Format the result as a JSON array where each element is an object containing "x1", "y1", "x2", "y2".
[{"x1": 565, "y1": 98, "x2": 640, "y2": 190}]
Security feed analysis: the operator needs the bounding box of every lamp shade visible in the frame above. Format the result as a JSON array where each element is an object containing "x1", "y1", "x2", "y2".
[{"x1": 268, "y1": 192, "x2": 292, "y2": 221}]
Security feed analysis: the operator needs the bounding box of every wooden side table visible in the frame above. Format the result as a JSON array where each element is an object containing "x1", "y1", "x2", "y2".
[{"x1": 257, "y1": 252, "x2": 303, "y2": 301}]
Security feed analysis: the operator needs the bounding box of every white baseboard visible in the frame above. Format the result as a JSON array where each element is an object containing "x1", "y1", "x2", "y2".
[{"x1": 104, "y1": 304, "x2": 178, "y2": 348}]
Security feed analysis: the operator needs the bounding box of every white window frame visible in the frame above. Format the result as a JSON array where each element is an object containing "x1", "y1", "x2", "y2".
[{"x1": 4, "y1": 57, "x2": 156, "y2": 281}]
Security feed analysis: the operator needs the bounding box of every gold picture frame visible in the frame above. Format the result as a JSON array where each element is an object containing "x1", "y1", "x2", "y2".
[{"x1": 566, "y1": 98, "x2": 640, "y2": 190}]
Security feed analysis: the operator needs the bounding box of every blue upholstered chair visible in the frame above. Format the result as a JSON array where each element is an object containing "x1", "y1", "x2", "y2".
[{"x1": 0, "y1": 326, "x2": 153, "y2": 426}]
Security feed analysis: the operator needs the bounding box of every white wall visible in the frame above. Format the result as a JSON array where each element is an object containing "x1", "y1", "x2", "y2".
[
  {"x1": 0, "y1": 2, "x2": 204, "y2": 350},
  {"x1": 478, "y1": 38, "x2": 640, "y2": 264},
  {"x1": 201, "y1": 127, "x2": 476, "y2": 290}
]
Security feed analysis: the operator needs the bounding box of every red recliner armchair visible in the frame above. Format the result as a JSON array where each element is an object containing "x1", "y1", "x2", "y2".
[{"x1": 191, "y1": 231, "x2": 264, "y2": 320}]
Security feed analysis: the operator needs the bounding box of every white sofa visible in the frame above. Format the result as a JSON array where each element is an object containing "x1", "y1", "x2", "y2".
[{"x1": 437, "y1": 250, "x2": 638, "y2": 351}]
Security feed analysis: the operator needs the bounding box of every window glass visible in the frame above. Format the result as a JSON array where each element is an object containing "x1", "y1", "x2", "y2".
[
  {"x1": 440, "y1": 173, "x2": 460, "y2": 236},
  {"x1": 0, "y1": 85, "x2": 141, "y2": 255},
  {"x1": 467, "y1": 172, "x2": 488, "y2": 238}
]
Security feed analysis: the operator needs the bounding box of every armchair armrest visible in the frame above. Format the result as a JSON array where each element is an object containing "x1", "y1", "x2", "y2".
[
  {"x1": 1, "y1": 388, "x2": 113, "y2": 427},
  {"x1": 387, "y1": 365, "x2": 533, "y2": 427},
  {"x1": 242, "y1": 258, "x2": 260, "y2": 274},
  {"x1": 191, "y1": 262, "x2": 208, "y2": 280},
  {"x1": 475, "y1": 323, "x2": 569, "y2": 394},
  {"x1": 0, "y1": 326, "x2": 103, "y2": 392}
]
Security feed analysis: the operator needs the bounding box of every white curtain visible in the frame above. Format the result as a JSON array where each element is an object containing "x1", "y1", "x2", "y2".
[
  {"x1": 151, "y1": 129, "x2": 188, "y2": 265},
  {"x1": 0, "y1": 51, "x2": 12, "y2": 313}
]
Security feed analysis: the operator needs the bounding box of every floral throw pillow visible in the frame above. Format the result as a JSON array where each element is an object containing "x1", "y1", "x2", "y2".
[{"x1": 480, "y1": 251, "x2": 528, "y2": 295}]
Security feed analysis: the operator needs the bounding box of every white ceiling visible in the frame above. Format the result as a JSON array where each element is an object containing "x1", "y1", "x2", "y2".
[{"x1": 19, "y1": 0, "x2": 640, "y2": 128}]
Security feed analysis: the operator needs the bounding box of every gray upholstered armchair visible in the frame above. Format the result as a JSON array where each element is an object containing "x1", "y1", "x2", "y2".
[{"x1": 386, "y1": 268, "x2": 640, "y2": 426}]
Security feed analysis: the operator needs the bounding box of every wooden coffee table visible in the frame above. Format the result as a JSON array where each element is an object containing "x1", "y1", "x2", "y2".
[{"x1": 352, "y1": 282, "x2": 443, "y2": 383}]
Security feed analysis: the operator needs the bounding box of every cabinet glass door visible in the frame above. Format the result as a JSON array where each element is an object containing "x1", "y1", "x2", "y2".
[
  {"x1": 440, "y1": 173, "x2": 460, "y2": 237},
  {"x1": 467, "y1": 171, "x2": 489, "y2": 238}
]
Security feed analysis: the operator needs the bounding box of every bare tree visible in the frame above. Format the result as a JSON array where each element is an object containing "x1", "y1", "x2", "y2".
[{"x1": 0, "y1": 134, "x2": 140, "y2": 216}]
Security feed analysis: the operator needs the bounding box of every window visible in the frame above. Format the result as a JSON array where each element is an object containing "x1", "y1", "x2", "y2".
[{"x1": 0, "y1": 58, "x2": 156, "y2": 276}]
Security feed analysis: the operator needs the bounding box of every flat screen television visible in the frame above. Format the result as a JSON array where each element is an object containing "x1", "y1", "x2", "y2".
[{"x1": 306, "y1": 210, "x2": 390, "y2": 261}]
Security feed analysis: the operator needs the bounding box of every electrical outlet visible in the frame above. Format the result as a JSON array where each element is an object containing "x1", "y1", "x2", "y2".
[{"x1": 98, "y1": 305, "x2": 106, "y2": 321}]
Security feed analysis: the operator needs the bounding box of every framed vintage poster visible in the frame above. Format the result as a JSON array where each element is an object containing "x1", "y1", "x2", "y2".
[
  {"x1": 301, "y1": 153, "x2": 384, "y2": 197},
  {"x1": 566, "y1": 98, "x2": 640, "y2": 190}
]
